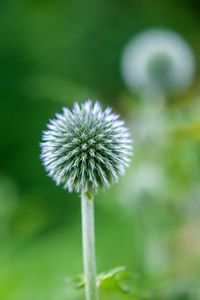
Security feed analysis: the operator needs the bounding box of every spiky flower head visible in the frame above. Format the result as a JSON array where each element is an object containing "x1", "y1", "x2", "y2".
[
  {"x1": 121, "y1": 28, "x2": 195, "y2": 94},
  {"x1": 41, "y1": 100, "x2": 132, "y2": 193}
]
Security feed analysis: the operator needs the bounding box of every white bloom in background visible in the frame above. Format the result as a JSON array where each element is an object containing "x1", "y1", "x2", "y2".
[
  {"x1": 121, "y1": 28, "x2": 195, "y2": 94},
  {"x1": 132, "y1": 163, "x2": 165, "y2": 197},
  {"x1": 121, "y1": 163, "x2": 165, "y2": 208}
]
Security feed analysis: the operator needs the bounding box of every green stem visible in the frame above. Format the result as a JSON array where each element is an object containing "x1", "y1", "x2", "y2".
[{"x1": 81, "y1": 190, "x2": 99, "y2": 300}]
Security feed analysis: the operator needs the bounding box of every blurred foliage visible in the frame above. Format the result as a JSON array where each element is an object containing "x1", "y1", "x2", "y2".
[{"x1": 0, "y1": 0, "x2": 200, "y2": 299}]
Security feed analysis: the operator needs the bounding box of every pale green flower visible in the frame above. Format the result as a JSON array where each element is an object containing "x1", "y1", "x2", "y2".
[{"x1": 41, "y1": 100, "x2": 132, "y2": 193}]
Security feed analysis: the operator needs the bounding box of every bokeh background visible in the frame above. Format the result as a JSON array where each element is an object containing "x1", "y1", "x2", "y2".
[{"x1": 0, "y1": 0, "x2": 200, "y2": 299}]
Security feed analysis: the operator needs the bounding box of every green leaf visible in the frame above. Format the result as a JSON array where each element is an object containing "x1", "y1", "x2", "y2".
[
  {"x1": 97, "y1": 266, "x2": 130, "y2": 293},
  {"x1": 70, "y1": 274, "x2": 85, "y2": 289},
  {"x1": 69, "y1": 267, "x2": 150, "y2": 299}
]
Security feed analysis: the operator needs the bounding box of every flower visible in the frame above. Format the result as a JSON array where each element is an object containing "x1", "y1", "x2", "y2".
[
  {"x1": 40, "y1": 100, "x2": 132, "y2": 193},
  {"x1": 121, "y1": 28, "x2": 195, "y2": 93}
]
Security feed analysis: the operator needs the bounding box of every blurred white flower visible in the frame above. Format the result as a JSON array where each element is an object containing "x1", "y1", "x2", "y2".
[
  {"x1": 120, "y1": 163, "x2": 165, "y2": 209},
  {"x1": 121, "y1": 28, "x2": 195, "y2": 94},
  {"x1": 131, "y1": 163, "x2": 165, "y2": 198}
]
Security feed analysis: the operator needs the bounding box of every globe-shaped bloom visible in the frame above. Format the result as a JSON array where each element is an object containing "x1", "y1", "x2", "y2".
[
  {"x1": 41, "y1": 100, "x2": 132, "y2": 193},
  {"x1": 121, "y1": 29, "x2": 195, "y2": 93}
]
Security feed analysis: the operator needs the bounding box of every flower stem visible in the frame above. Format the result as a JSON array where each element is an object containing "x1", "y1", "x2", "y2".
[{"x1": 81, "y1": 190, "x2": 99, "y2": 300}]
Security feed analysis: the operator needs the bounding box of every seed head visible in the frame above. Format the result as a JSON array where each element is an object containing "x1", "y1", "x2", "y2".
[{"x1": 41, "y1": 100, "x2": 132, "y2": 193}]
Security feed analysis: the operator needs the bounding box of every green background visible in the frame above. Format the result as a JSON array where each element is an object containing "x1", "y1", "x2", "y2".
[{"x1": 0, "y1": 0, "x2": 200, "y2": 299}]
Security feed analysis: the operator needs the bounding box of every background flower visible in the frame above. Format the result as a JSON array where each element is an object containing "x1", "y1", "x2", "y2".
[{"x1": 121, "y1": 28, "x2": 196, "y2": 94}]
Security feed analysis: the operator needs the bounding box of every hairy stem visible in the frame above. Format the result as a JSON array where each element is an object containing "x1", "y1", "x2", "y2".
[{"x1": 81, "y1": 190, "x2": 99, "y2": 300}]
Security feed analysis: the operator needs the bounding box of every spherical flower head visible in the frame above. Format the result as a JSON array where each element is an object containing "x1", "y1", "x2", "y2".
[
  {"x1": 121, "y1": 28, "x2": 195, "y2": 94},
  {"x1": 41, "y1": 100, "x2": 132, "y2": 193}
]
